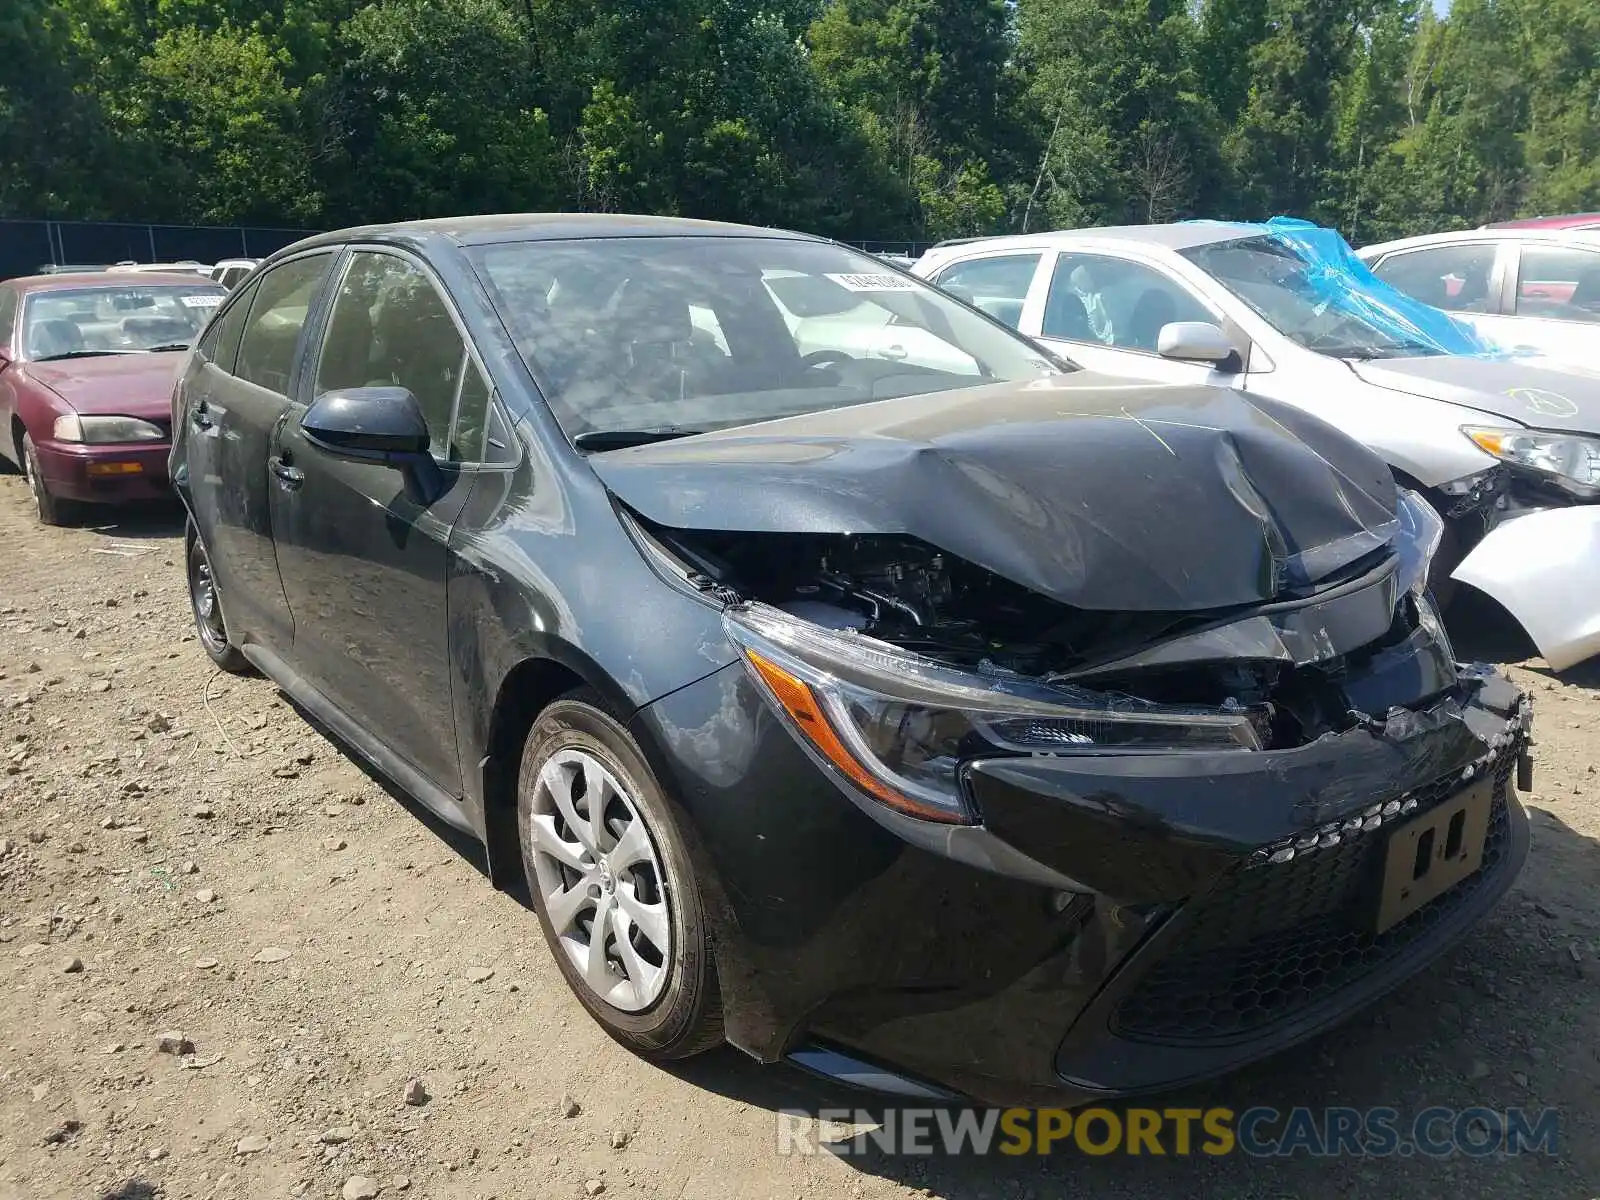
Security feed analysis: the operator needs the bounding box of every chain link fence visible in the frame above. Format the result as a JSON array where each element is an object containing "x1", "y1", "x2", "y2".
[
  {"x1": 0, "y1": 222, "x2": 945, "y2": 281},
  {"x1": 0, "y1": 219, "x2": 319, "y2": 280}
]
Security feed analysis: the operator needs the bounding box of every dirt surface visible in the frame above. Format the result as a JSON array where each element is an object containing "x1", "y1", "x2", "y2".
[{"x1": 0, "y1": 477, "x2": 1597, "y2": 1200}]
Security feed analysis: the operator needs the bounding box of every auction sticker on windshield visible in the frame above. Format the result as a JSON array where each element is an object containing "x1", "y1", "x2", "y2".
[
  {"x1": 826, "y1": 273, "x2": 918, "y2": 292},
  {"x1": 181, "y1": 295, "x2": 224, "y2": 308}
]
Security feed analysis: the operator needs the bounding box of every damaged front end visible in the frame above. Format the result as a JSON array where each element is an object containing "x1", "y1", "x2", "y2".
[
  {"x1": 627, "y1": 487, "x2": 1527, "y2": 835},
  {"x1": 626, "y1": 483, "x2": 1533, "y2": 1094}
]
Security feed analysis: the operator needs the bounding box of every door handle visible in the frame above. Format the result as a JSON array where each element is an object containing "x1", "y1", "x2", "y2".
[
  {"x1": 880, "y1": 344, "x2": 908, "y2": 361},
  {"x1": 269, "y1": 456, "x2": 304, "y2": 489}
]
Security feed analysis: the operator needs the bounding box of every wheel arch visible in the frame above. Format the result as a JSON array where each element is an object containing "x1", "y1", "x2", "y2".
[{"x1": 479, "y1": 651, "x2": 620, "y2": 891}]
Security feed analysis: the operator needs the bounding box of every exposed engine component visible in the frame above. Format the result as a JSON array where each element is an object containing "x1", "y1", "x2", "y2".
[
  {"x1": 654, "y1": 526, "x2": 1208, "y2": 676},
  {"x1": 640, "y1": 518, "x2": 1440, "y2": 751}
]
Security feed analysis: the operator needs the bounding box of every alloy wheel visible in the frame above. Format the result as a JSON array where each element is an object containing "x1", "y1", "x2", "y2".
[
  {"x1": 188, "y1": 543, "x2": 229, "y2": 656},
  {"x1": 528, "y1": 747, "x2": 673, "y2": 1012}
]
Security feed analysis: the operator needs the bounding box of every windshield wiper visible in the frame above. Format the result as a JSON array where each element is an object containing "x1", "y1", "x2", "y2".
[
  {"x1": 1319, "y1": 344, "x2": 1440, "y2": 362},
  {"x1": 32, "y1": 350, "x2": 126, "y2": 362},
  {"x1": 143, "y1": 342, "x2": 192, "y2": 353},
  {"x1": 573, "y1": 427, "x2": 705, "y2": 451}
]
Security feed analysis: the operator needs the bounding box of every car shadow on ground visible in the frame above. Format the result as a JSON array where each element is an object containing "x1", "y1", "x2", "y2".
[
  {"x1": 273, "y1": 688, "x2": 498, "y2": 883},
  {"x1": 71, "y1": 499, "x2": 187, "y2": 543}
]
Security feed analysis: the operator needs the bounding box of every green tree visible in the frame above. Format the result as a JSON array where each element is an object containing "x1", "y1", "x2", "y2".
[
  {"x1": 809, "y1": 0, "x2": 1018, "y2": 235},
  {"x1": 325, "y1": 0, "x2": 560, "y2": 222},
  {"x1": 113, "y1": 24, "x2": 320, "y2": 223},
  {"x1": 1017, "y1": 0, "x2": 1222, "y2": 228}
]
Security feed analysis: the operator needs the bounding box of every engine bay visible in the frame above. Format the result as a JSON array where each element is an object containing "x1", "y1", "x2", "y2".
[{"x1": 637, "y1": 518, "x2": 1449, "y2": 751}]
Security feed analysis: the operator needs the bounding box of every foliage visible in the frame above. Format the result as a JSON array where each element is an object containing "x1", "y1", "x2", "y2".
[{"x1": 1, "y1": 0, "x2": 1597, "y2": 243}]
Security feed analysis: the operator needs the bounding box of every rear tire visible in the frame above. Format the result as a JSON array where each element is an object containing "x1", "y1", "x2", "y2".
[
  {"x1": 21, "y1": 433, "x2": 76, "y2": 526},
  {"x1": 186, "y1": 532, "x2": 252, "y2": 674},
  {"x1": 516, "y1": 689, "x2": 723, "y2": 1060}
]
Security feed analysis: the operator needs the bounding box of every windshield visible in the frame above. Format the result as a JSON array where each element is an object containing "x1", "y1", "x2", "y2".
[
  {"x1": 468, "y1": 236, "x2": 1066, "y2": 442},
  {"x1": 22, "y1": 284, "x2": 227, "y2": 360},
  {"x1": 1181, "y1": 236, "x2": 1448, "y2": 360}
]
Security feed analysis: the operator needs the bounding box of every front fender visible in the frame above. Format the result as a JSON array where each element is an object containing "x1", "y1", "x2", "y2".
[{"x1": 1451, "y1": 505, "x2": 1600, "y2": 671}]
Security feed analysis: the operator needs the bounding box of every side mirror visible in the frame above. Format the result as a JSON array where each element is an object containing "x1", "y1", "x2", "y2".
[
  {"x1": 302, "y1": 386, "x2": 443, "y2": 504},
  {"x1": 302, "y1": 387, "x2": 432, "y2": 456},
  {"x1": 1157, "y1": 321, "x2": 1240, "y2": 366}
]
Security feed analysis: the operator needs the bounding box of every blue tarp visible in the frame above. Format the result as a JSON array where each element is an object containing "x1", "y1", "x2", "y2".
[{"x1": 1185, "y1": 216, "x2": 1507, "y2": 358}]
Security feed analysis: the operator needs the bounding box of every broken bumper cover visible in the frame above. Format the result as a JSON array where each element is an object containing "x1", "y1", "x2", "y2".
[
  {"x1": 650, "y1": 664, "x2": 1531, "y2": 1108},
  {"x1": 1451, "y1": 504, "x2": 1600, "y2": 671}
]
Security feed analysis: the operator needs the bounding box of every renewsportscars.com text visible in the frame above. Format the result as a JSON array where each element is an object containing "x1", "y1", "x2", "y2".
[{"x1": 776, "y1": 1105, "x2": 1560, "y2": 1158}]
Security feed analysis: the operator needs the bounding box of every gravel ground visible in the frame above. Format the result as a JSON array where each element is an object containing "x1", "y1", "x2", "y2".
[{"x1": 0, "y1": 476, "x2": 1596, "y2": 1200}]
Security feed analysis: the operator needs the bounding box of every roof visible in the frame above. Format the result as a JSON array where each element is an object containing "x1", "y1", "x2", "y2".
[
  {"x1": 1358, "y1": 226, "x2": 1600, "y2": 257},
  {"x1": 1049, "y1": 222, "x2": 1265, "y2": 250},
  {"x1": 1488, "y1": 213, "x2": 1600, "y2": 230},
  {"x1": 920, "y1": 223, "x2": 1266, "y2": 261},
  {"x1": 282, "y1": 212, "x2": 825, "y2": 256},
  {"x1": 6, "y1": 271, "x2": 229, "y2": 293}
]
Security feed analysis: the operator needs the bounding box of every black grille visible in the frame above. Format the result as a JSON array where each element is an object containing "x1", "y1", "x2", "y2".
[{"x1": 1112, "y1": 752, "x2": 1518, "y2": 1045}]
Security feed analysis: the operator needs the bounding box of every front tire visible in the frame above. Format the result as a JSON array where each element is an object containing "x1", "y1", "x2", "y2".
[
  {"x1": 516, "y1": 690, "x2": 722, "y2": 1059},
  {"x1": 21, "y1": 433, "x2": 75, "y2": 526},
  {"x1": 186, "y1": 532, "x2": 251, "y2": 674}
]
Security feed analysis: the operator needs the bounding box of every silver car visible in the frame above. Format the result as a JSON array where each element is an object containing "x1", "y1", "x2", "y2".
[{"x1": 1357, "y1": 227, "x2": 1600, "y2": 365}]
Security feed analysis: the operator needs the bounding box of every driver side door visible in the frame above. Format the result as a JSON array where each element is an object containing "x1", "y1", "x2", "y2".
[
  {"x1": 1026, "y1": 250, "x2": 1247, "y2": 387},
  {"x1": 267, "y1": 248, "x2": 492, "y2": 798}
]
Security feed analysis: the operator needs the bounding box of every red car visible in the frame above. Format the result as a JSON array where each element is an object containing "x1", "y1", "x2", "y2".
[
  {"x1": 1488, "y1": 212, "x2": 1600, "y2": 231},
  {"x1": 0, "y1": 272, "x2": 227, "y2": 524}
]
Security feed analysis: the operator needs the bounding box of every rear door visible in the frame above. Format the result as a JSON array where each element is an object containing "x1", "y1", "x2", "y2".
[
  {"x1": 267, "y1": 247, "x2": 492, "y2": 794},
  {"x1": 184, "y1": 251, "x2": 336, "y2": 654},
  {"x1": 925, "y1": 251, "x2": 1047, "y2": 331},
  {"x1": 1495, "y1": 240, "x2": 1600, "y2": 363},
  {"x1": 1367, "y1": 240, "x2": 1513, "y2": 348}
]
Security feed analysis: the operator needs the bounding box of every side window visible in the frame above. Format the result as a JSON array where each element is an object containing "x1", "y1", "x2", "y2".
[
  {"x1": 314, "y1": 252, "x2": 466, "y2": 456},
  {"x1": 1044, "y1": 254, "x2": 1213, "y2": 351},
  {"x1": 1515, "y1": 245, "x2": 1600, "y2": 322},
  {"x1": 0, "y1": 287, "x2": 17, "y2": 354},
  {"x1": 196, "y1": 281, "x2": 256, "y2": 374},
  {"x1": 236, "y1": 254, "x2": 334, "y2": 395},
  {"x1": 450, "y1": 359, "x2": 492, "y2": 463},
  {"x1": 1371, "y1": 244, "x2": 1495, "y2": 313},
  {"x1": 931, "y1": 254, "x2": 1042, "y2": 329}
]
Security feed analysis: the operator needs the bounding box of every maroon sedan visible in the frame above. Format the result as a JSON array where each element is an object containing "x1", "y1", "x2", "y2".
[
  {"x1": 0, "y1": 272, "x2": 226, "y2": 524},
  {"x1": 1488, "y1": 212, "x2": 1600, "y2": 231}
]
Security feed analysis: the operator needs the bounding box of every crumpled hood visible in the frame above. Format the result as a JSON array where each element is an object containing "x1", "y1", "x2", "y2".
[
  {"x1": 26, "y1": 353, "x2": 185, "y2": 418},
  {"x1": 589, "y1": 374, "x2": 1400, "y2": 612},
  {"x1": 1349, "y1": 355, "x2": 1600, "y2": 433}
]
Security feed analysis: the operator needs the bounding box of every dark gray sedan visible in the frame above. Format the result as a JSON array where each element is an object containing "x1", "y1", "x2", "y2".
[{"x1": 169, "y1": 214, "x2": 1531, "y2": 1105}]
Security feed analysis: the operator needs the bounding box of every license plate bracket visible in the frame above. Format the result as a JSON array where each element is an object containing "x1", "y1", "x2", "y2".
[{"x1": 1373, "y1": 777, "x2": 1493, "y2": 934}]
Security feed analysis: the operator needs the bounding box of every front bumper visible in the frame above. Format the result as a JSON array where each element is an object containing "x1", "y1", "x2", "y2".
[
  {"x1": 636, "y1": 660, "x2": 1532, "y2": 1108},
  {"x1": 34, "y1": 438, "x2": 174, "y2": 504},
  {"x1": 1452, "y1": 503, "x2": 1600, "y2": 670}
]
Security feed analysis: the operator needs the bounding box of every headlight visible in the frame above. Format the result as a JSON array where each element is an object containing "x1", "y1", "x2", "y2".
[
  {"x1": 1463, "y1": 426, "x2": 1600, "y2": 497},
  {"x1": 52, "y1": 414, "x2": 83, "y2": 442},
  {"x1": 725, "y1": 603, "x2": 1263, "y2": 825},
  {"x1": 66, "y1": 416, "x2": 167, "y2": 445},
  {"x1": 1394, "y1": 488, "x2": 1443, "y2": 597}
]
